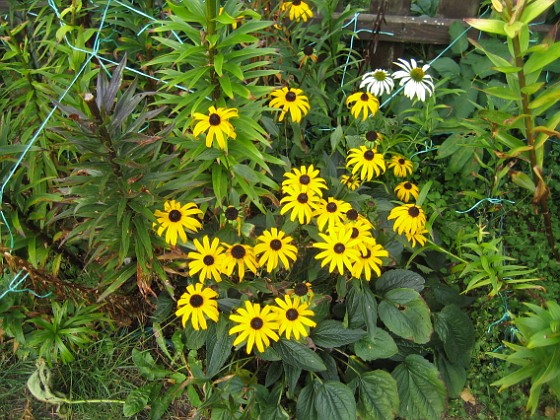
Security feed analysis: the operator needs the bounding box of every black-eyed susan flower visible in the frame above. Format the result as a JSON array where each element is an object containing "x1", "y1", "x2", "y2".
[
  {"x1": 365, "y1": 130, "x2": 383, "y2": 143},
  {"x1": 394, "y1": 181, "x2": 419, "y2": 203},
  {"x1": 270, "y1": 87, "x2": 310, "y2": 123},
  {"x1": 313, "y1": 197, "x2": 352, "y2": 231},
  {"x1": 280, "y1": 0, "x2": 313, "y2": 22},
  {"x1": 340, "y1": 173, "x2": 361, "y2": 191},
  {"x1": 406, "y1": 226, "x2": 429, "y2": 247},
  {"x1": 188, "y1": 236, "x2": 225, "y2": 283},
  {"x1": 229, "y1": 301, "x2": 280, "y2": 354},
  {"x1": 175, "y1": 283, "x2": 219, "y2": 330},
  {"x1": 346, "y1": 146, "x2": 386, "y2": 182},
  {"x1": 392, "y1": 58, "x2": 435, "y2": 102},
  {"x1": 298, "y1": 45, "x2": 318, "y2": 66},
  {"x1": 192, "y1": 106, "x2": 238, "y2": 150},
  {"x1": 282, "y1": 164, "x2": 328, "y2": 196},
  {"x1": 346, "y1": 92, "x2": 380, "y2": 120},
  {"x1": 387, "y1": 203, "x2": 427, "y2": 236},
  {"x1": 223, "y1": 243, "x2": 258, "y2": 282},
  {"x1": 273, "y1": 295, "x2": 317, "y2": 340},
  {"x1": 254, "y1": 228, "x2": 298, "y2": 273},
  {"x1": 360, "y1": 69, "x2": 395, "y2": 97},
  {"x1": 388, "y1": 155, "x2": 414, "y2": 178},
  {"x1": 351, "y1": 242, "x2": 389, "y2": 281},
  {"x1": 313, "y1": 226, "x2": 360, "y2": 275},
  {"x1": 288, "y1": 282, "x2": 314, "y2": 302},
  {"x1": 280, "y1": 190, "x2": 320, "y2": 225},
  {"x1": 345, "y1": 219, "x2": 376, "y2": 253},
  {"x1": 154, "y1": 200, "x2": 203, "y2": 246}
]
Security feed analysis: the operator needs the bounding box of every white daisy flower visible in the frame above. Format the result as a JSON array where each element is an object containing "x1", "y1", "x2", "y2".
[
  {"x1": 360, "y1": 69, "x2": 395, "y2": 97},
  {"x1": 392, "y1": 58, "x2": 435, "y2": 102}
]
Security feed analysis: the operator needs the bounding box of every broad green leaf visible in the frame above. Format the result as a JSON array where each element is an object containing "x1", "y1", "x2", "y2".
[
  {"x1": 392, "y1": 355, "x2": 447, "y2": 420},
  {"x1": 131, "y1": 349, "x2": 170, "y2": 381},
  {"x1": 435, "y1": 353, "x2": 467, "y2": 398},
  {"x1": 520, "y1": 0, "x2": 556, "y2": 24},
  {"x1": 206, "y1": 317, "x2": 234, "y2": 377},
  {"x1": 356, "y1": 370, "x2": 399, "y2": 420},
  {"x1": 434, "y1": 305, "x2": 475, "y2": 368},
  {"x1": 482, "y1": 86, "x2": 519, "y2": 100},
  {"x1": 330, "y1": 125, "x2": 344, "y2": 150},
  {"x1": 123, "y1": 385, "x2": 151, "y2": 417},
  {"x1": 430, "y1": 57, "x2": 460, "y2": 78},
  {"x1": 212, "y1": 164, "x2": 228, "y2": 205},
  {"x1": 310, "y1": 320, "x2": 366, "y2": 348},
  {"x1": 378, "y1": 288, "x2": 433, "y2": 344},
  {"x1": 464, "y1": 18, "x2": 506, "y2": 36},
  {"x1": 273, "y1": 338, "x2": 326, "y2": 372},
  {"x1": 525, "y1": 42, "x2": 560, "y2": 74},
  {"x1": 214, "y1": 52, "x2": 224, "y2": 76},
  {"x1": 283, "y1": 362, "x2": 302, "y2": 396},
  {"x1": 314, "y1": 381, "x2": 357, "y2": 420},
  {"x1": 376, "y1": 269, "x2": 425, "y2": 293},
  {"x1": 345, "y1": 282, "x2": 378, "y2": 336},
  {"x1": 510, "y1": 171, "x2": 536, "y2": 192},
  {"x1": 296, "y1": 383, "x2": 318, "y2": 420},
  {"x1": 436, "y1": 133, "x2": 466, "y2": 159},
  {"x1": 354, "y1": 328, "x2": 398, "y2": 361}
]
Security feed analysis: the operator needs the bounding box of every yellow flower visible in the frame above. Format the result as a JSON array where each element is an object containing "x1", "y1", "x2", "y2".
[
  {"x1": 282, "y1": 164, "x2": 328, "y2": 196},
  {"x1": 273, "y1": 295, "x2": 317, "y2": 340},
  {"x1": 313, "y1": 197, "x2": 352, "y2": 231},
  {"x1": 188, "y1": 236, "x2": 225, "y2": 283},
  {"x1": 192, "y1": 106, "x2": 238, "y2": 150},
  {"x1": 406, "y1": 226, "x2": 429, "y2": 247},
  {"x1": 346, "y1": 146, "x2": 386, "y2": 181},
  {"x1": 346, "y1": 92, "x2": 380, "y2": 120},
  {"x1": 394, "y1": 181, "x2": 419, "y2": 203},
  {"x1": 154, "y1": 200, "x2": 203, "y2": 246},
  {"x1": 313, "y1": 226, "x2": 360, "y2": 275},
  {"x1": 387, "y1": 204, "x2": 427, "y2": 236},
  {"x1": 388, "y1": 155, "x2": 414, "y2": 177},
  {"x1": 222, "y1": 243, "x2": 258, "y2": 282},
  {"x1": 229, "y1": 301, "x2": 280, "y2": 354},
  {"x1": 280, "y1": 0, "x2": 314, "y2": 22},
  {"x1": 175, "y1": 283, "x2": 219, "y2": 330},
  {"x1": 340, "y1": 173, "x2": 361, "y2": 191},
  {"x1": 351, "y1": 242, "x2": 389, "y2": 281},
  {"x1": 270, "y1": 87, "x2": 310, "y2": 123},
  {"x1": 254, "y1": 228, "x2": 298, "y2": 273},
  {"x1": 280, "y1": 190, "x2": 321, "y2": 225}
]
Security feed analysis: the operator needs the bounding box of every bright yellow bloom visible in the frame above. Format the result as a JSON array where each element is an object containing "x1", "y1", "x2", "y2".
[
  {"x1": 313, "y1": 226, "x2": 360, "y2": 275},
  {"x1": 387, "y1": 204, "x2": 427, "y2": 236},
  {"x1": 175, "y1": 283, "x2": 219, "y2": 330},
  {"x1": 313, "y1": 197, "x2": 352, "y2": 231},
  {"x1": 270, "y1": 87, "x2": 310, "y2": 123},
  {"x1": 192, "y1": 106, "x2": 238, "y2": 150},
  {"x1": 280, "y1": 190, "x2": 321, "y2": 225},
  {"x1": 280, "y1": 0, "x2": 314, "y2": 22},
  {"x1": 222, "y1": 243, "x2": 258, "y2": 282},
  {"x1": 273, "y1": 295, "x2": 317, "y2": 340},
  {"x1": 346, "y1": 92, "x2": 380, "y2": 120},
  {"x1": 229, "y1": 301, "x2": 280, "y2": 354},
  {"x1": 154, "y1": 200, "x2": 203, "y2": 246},
  {"x1": 351, "y1": 241, "x2": 389, "y2": 281},
  {"x1": 254, "y1": 228, "x2": 298, "y2": 273},
  {"x1": 346, "y1": 146, "x2": 386, "y2": 181},
  {"x1": 394, "y1": 181, "x2": 419, "y2": 203},
  {"x1": 188, "y1": 236, "x2": 225, "y2": 283},
  {"x1": 340, "y1": 173, "x2": 361, "y2": 191},
  {"x1": 388, "y1": 155, "x2": 414, "y2": 177},
  {"x1": 406, "y1": 226, "x2": 429, "y2": 247},
  {"x1": 282, "y1": 164, "x2": 328, "y2": 196}
]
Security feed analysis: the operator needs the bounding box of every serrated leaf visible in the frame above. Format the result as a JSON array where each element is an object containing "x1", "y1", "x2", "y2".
[
  {"x1": 379, "y1": 288, "x2": 433, "y2": 344},
  {"x1": 376, "y1": 269, "x2": 425, "y2": 293},
  {"x1": 354, "y1": 328, "x2": 398, "y2": 361},
  {"x1": 435, "y1": 353, "x2": 467, "y2": 398},
  {"x1": 273, "y1": 339, "x2": 326, "y2": 372},
  {"x1": 131, "y1": 349, "x2": 170, "y2": 380},
  {"x1": 311, "y1": 320, "x2": 366, "y2": 348},
  {"x1": 434, "y1": 305, "x2": 475, "y2": 367},
  {"x1": 123, "y1": 385, "x2": 151, "y2": 417},
  {"x1": 206, "y1": 317, "x2": 234, "y2": 377},
  {"x1": 345, "y1": 282, "x2": 378, "y2": 336},
  {"x1": 392, "y1": 355, "x2": 447, "y2": 420},
  {"x1": 356, "y1": 370, "x2": 399, "y2": 420},
  {"x1": 314, "y1": 381, "x2": 357, "y2": 420},
  {"x1": 296, "y1": 383, "x2": 318, "y2": 420}
]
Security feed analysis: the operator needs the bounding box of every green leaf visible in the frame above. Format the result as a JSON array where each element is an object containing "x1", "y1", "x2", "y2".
[
  {"x1": 356, "y1": 370, "x2": 399, "y2": 420},
  {"x1": 431, "y1": 57, "x2": 460, "y2": 78},
  {"x1": 206, "y1": 317, "x2": 234, "y2": 377},
  {"x1": 345, "y1": 281, "x2": 378, "y2": 336},
  {"x1": 212, "y1": 164, "x2": 228, "y2": 205},
  {"x1": 123, "y1": 385, "x2": 151, "y2": 417},
  {"x1": 510, "y1": 171, "x2": 536, "y2": 192},
  {"x1": 376, "y1": 269, "x2": 425, "y2": 293},
  {"x1": 392, "y1": 355, "x2": 447, "y2": 420},
  {"x1": 434, "y1": 305, "x2": 475, "y2": 367},
  {"x1": 330, "y1": 125, "x2": 344, "y2": 150},
  {"x1": 314, "y1": 381, "x2": 357, "y2": 420},
  {"x1": 520, "y1": 0, "x2": 556, "y2": 24},
  {"x1": 273, "y1": 338, "x2": 326, "y2": 372},
  {"x1": 482, "y1": 86, "x2": 519, "y2": 100},
  {"x1": 311, "y1": 320, "x2": 366, "y2": 348},
  {"x1": 354, "y1": 328, "x2": 398, "y2": 361},
  {"x1": 296, "y1": 383, "x2": 318, "y2": 420},
  {"x1": 464, "y1": 18, "x2": 506, "y2": 35},
  {"x1": 131, "y1": 349, "x2": 170, "y2": 381},
  {"x1": 214, "y1": 52, "x2": 224, "y2": 76},
  {"x1": 378, "y1": 288, "x2": 433, "y2": 344},
  {"x1": 435, "y1": 353, "x2": 467, "y2": 398}
]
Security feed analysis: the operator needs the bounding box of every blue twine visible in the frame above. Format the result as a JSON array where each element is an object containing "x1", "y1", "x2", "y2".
[
  {"x1": 455, "y1": 197, "x2": 515, "y2": 214},
  {"x1": 0, "y1": 271, "x2": 51, "y2": 299}
]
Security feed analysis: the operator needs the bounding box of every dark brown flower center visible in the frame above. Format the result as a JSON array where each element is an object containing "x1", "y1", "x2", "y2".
[
  {"x1": 408, "y1": 206, "x2": 420, "y2": 217},
  {"x1": 303, "y1": 45, "x2": 314, "y2": 56},
  {"x1": 360, "y1": 93, "x2": 369, "y2": 101},
  {"x1": 286, "y1": 308, "x2": 299, "y2": 321},
  {"x1": 292, "y1": 0, "x2": 302, "y2": 5},
  {"x1": 225, "y1": 206, "x2": 239, "y2": 220},
  {"x1": 270, "y1": 239, "x2": 282, "y2": 251},
  {"x1": 333, "y1": 243, "x2": 345, "y2": 254},
  {"x1": 404, "y1": 182, "x2": 412, "y2": 190},
  {"x1": 326, "y1": 202, "x2": 337, "y2": 213},
  {"x1": 363, "y1": 150, "x2": 375, "y2": 161},
  {"x1": 398, "y1": 158, "x2": 405, "y2": 165},
  {"x1": 361, "y1": 249, "x2": 372, "y2": 259},
  {"x1": 231, "y1": 244, "x2": 246, "y2": 259},
  {"x1": 209, "y1": 113, "x2": 221, "y2": 126},
  {"x1": 285, "y1": 91, "x2": 297, "y2": 102},
  {"x1": 299, "y1": 174, "x2": 311, "y2": 185},
  {"x1": 293, "y1": 283, "x2": 309, "y2": 296},
  {"x1": 346, "y1": 209, "x2": 359, "y2": 220},
  {"x1": 168, "y1": 209, "x2": 182, "y2": 222},
  {"x1": 351, "y1": 228, "x2": 359, "y2": 239},
  {"x1": 297, "y1": 193, "x2": 308, "y2": 204},
  {"x1": 250, "y1": 317, "x2": 264, "y2": 330},
  {"x1": 365, "y1": 131, "x2": 378, "y2": 142},
  {"x1": 189, "y1": 294, "x2": 204, "y2": 308},
  {"x1": 203, "y1": 255, "x2": 215, "y2": 266}
]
